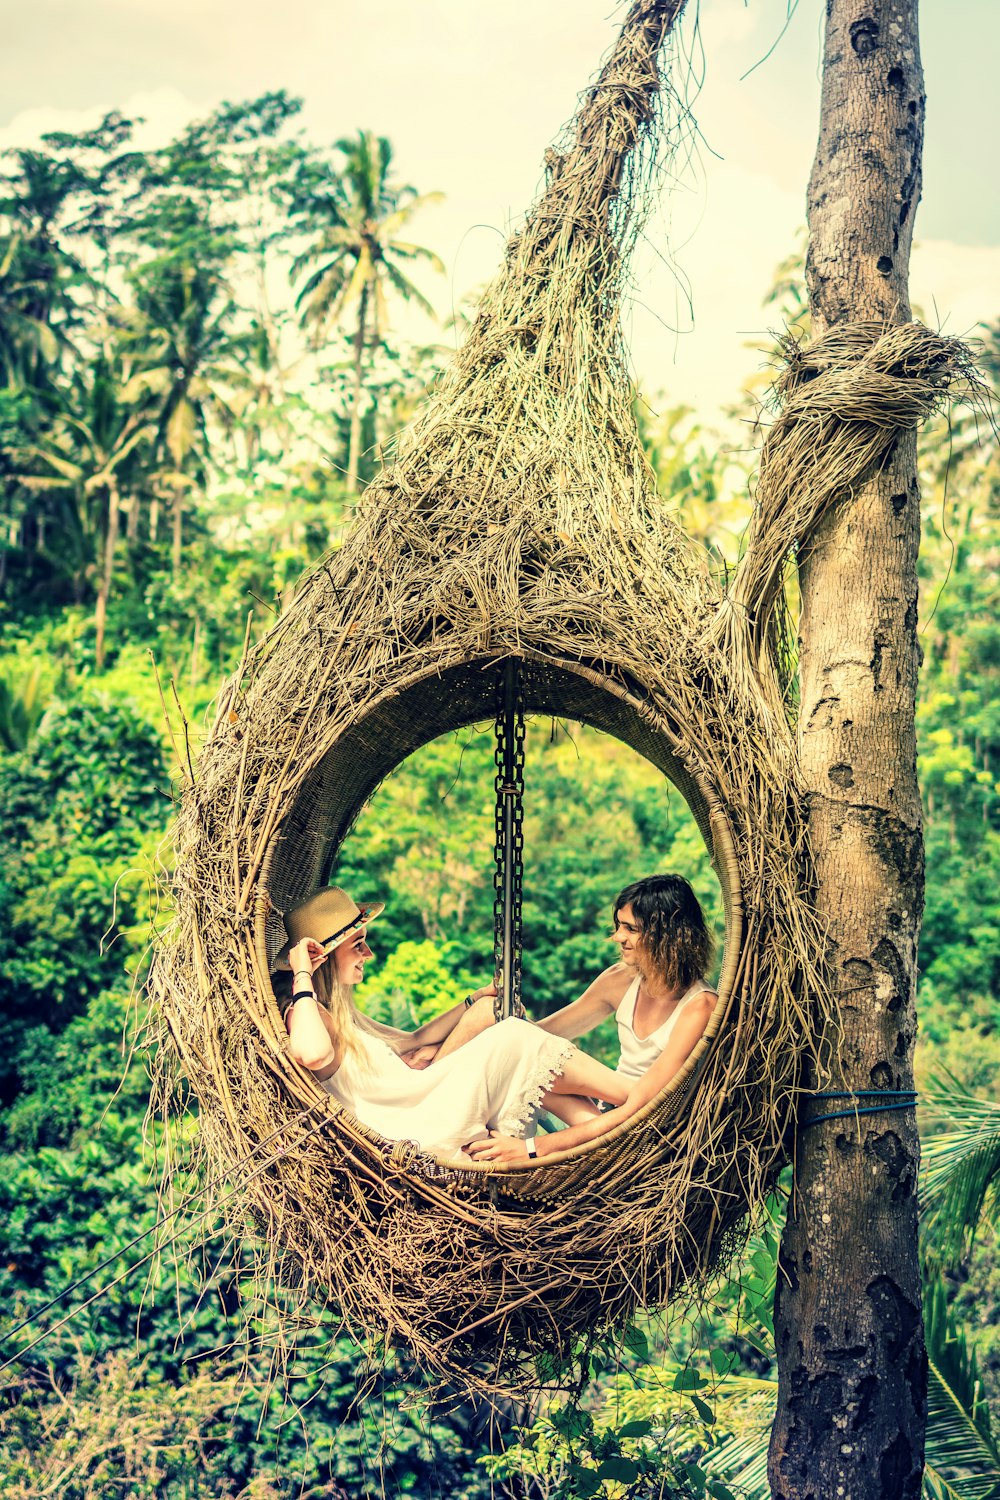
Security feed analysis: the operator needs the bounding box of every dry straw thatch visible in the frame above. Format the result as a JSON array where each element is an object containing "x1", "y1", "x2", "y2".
[{"x1": 151, "y1": 0, "x2": 975, "y2": 1392}]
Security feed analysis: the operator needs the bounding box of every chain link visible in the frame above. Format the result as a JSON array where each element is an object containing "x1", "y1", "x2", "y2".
[{"x1": 493, "y1": 662, "x2": 526, "y2": 1020}]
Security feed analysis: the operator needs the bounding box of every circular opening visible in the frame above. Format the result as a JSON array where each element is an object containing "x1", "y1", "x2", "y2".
[{"x1": 257, "y1": 652, "x2": 744, "y2": 1168}]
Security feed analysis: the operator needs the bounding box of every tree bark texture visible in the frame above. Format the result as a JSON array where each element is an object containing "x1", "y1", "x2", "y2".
[{"x1": 769, "y1": 5, "x2": 927, "y2": 1499}]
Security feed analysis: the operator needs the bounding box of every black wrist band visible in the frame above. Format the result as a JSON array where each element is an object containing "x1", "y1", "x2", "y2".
[
  {"x1": 464, "y1": 993, "x2": 478, "y2": 1008},
  {"x1": 291, "y1": 990, "x2": 315, "y2": 1002}
]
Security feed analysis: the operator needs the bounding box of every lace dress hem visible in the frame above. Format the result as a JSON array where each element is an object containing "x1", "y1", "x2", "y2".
[{"x1": 496, "y1": 1035, "x2": 576, "y2": 1138}]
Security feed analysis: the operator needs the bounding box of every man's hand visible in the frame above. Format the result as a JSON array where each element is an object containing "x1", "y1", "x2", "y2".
[
  {"x1": 400, "y1": 1044, "x2": 440, "y2": 1070},
  {"x1": 463, "y1": 1131, "x2": 530, "y2": 1165}
]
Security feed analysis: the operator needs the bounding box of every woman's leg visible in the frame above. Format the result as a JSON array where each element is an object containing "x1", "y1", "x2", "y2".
[
  {"x1": 541, "y1": 1090, "x2": 603, "y2": 1125},
  {"x1": 550, "y1": 1050, "x2": 629, "y2": 1107}
]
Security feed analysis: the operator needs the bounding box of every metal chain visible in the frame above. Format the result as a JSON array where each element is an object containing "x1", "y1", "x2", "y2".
[{"x1": 493, "y1": 661, "x2": 526, "y2": 1020}]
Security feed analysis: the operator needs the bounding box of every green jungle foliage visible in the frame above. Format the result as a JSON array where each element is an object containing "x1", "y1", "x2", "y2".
[{"x1": 0, "y1": 100, "x2": 997, "y2": 1498}]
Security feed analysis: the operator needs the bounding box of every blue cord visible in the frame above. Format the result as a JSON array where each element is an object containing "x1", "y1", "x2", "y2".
[{"x1": 803, "y1": 1089, "x2": 918, "y2": 1128}]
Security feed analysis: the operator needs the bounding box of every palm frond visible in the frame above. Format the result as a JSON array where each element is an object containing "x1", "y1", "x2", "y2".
[
  {"x1": 381, "y1": 261, "x2": 437, "y2": 321},
  {"x1": 335, "y1": 252, "x2": 371, "y2": 320},
  {"x1": 922, "y1": 1076, "x2": 1000, "y2": 1265},
  {"x1": 121, "y1": 366, "x2": 172, "y2": 402},
  {"x1": 924, "y1": 1273, "x2": 1000, "y2": 1500},
  {"x1": 166, "y1": 397, "x2": 198, "y2": 467},
  {"x1": 378, "y1": 192, "x2": 446, "y2": 239},
  {"x1": 703, "y1": 1375, "x2": 775, "y2": 1499},
  {"x1": 706, "y1": 1428, "x2": 771, "y2": 1500},
  {"x1": 16, "y1": 444, "x2": 82, "y2": 482},
  {"x1": 0, "y1": 234, "x2": 18, "y2": 279},
  {"x1": 290, "y1": 228, "x2": 357, "y2": 279},
  {"x1": 388, "y1": 240, "x2": 446, "y2": 274},
  {"x1": 0, "y1": 662, "x2": 52, "y2": 753}
]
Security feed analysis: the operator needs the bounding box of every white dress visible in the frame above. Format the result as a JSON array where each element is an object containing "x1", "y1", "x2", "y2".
[
  {"x1": 614, "y1": 975, "x2": 713, "y2": 1082},
  {"x1": 319, "y1": 1016, "x2": 576, "y2": 1164}
]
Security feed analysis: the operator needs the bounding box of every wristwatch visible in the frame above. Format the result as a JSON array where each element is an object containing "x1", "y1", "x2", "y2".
[{"x1": 525, "y1": 1136, "x2": 538, "y2": 1159}]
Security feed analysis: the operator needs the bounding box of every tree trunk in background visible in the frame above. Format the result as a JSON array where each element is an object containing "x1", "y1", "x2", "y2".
[
  {"x1": 126, "y1": 491, "x2": 140, "y2": 542},
  {"x1": 95, "y1": 477, "x2": 120, "y2": 672},
  {"x1": 172, "y1": 479, "x2": 184, "y2": 576},
  {"x1": 345, "y1": 282, "x2": 370, "y2": 495},
  {"x1": 769, "y1": 4, "x2": 927, "y2": 1498}
]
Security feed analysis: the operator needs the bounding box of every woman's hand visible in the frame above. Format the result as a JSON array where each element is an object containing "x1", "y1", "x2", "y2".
[
  {"x1": 400, "y1": 1044, "x2": 440, "y2": 1070},
  {"x1": 464, "y1": 1131, "x2": 531, "y2": 1165},
  {"x1": 288, "y1": 936, "x2": 326, "y2": 979}
]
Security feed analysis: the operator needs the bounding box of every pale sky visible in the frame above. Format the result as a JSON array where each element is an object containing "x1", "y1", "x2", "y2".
[{"x1": 3, "y1": 0, "x2": 998, "y2": 426}]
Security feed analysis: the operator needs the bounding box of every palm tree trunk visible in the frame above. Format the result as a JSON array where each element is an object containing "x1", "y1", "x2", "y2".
[
  {"x1": 346, "y1": 282, "x2": 370, "y2": 494},
  {"x1": 95, "y1": 477, "x2": 121, "y2": 672},
  {"x1": 172, "y1": 480, "x2": 183, "y2": 576},
  {"x1": 190, "y1": 613, "x2": 200, "y2": 695},
  {"x1": 769, "y1": 4, "x2": 926, "y2": 1497},
  {"x1": 126, "y1": 492, "x2": 140, "y2": 542}
]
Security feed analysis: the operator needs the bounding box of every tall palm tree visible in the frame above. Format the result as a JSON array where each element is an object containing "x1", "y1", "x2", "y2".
[
  {"x1": 124, "y1": 257, "x2": 246, "y2": 572},
  {"x1": 14, "y1": 330, "x2": 154, "y2": 667},
  {"x1": 0, "y1": 149, "x2": 85, "y2": 390},
  {"x1": 292, "y1": 131, "x2": 443, "y2": 492},
  {"x1": 0, "y1": 235, "x2": 60, "y2": 388}
]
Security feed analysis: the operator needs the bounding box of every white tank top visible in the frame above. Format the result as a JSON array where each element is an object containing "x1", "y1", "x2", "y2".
[{"x1": 614, "y1": 975, "x2": 712, "y2": 1081}]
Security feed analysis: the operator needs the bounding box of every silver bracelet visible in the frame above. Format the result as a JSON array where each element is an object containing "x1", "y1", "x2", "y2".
[{"x1": 525, "y1": 1136, "x2": 538, "y2": 1159}]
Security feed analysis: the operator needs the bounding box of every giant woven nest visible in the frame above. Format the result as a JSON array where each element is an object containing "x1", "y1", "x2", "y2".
[{"x1": 152, "y1": 0, "x2": 972, "y2": 1392}]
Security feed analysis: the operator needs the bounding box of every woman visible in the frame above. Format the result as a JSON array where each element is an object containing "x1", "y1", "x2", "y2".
[
  {"x1": 279, "y1": 886, "x2": 629, "y2": 1164},
  {"x1": 465, "y1": 873, "x2": 718, "y2": 1165}
]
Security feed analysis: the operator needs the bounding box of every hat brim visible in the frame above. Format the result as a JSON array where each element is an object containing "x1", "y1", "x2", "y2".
[{"x1": 273, "y1": 900, "x2": 385, "y2": 970}]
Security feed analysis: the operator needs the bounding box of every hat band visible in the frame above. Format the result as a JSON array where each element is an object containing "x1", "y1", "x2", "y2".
[{"x1": 320, "y1": 913, "x2": 365, "y2": 951}]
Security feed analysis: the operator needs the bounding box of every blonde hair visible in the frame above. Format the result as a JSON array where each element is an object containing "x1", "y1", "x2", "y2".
[{"x1": 312, "y1": 961, "x2": 370, "y2": 1069}]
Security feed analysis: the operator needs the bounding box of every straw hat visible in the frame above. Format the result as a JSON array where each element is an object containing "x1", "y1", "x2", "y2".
[{"x1": 276, "y1": 886, "x2": 384, "y2": 967}]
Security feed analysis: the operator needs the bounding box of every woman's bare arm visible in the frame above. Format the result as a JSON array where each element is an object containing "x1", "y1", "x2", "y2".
[
  {"x1": 286, "y1": 996, "x2": 340, "y2": 1078},
  {"x1": 410, "y1": 963, "x2": 623, "y2": 1056},
  {"x1": 535, "y1": 964, "x2": 631, "y2": 1039},
  {"x1": 284, "y1": 935, "x2": 340, "y2": 1078},
  {"x1": 405, "y1": 984, "x2": 497, "y2": 1049},
  {"x1": 536, "y1": 991, "x2": 715, "y2": 1156}
]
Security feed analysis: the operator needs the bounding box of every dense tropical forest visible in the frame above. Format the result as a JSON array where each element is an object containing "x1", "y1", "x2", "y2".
[{"x1": 0, "y1": 95, "x2": 997, "y2": 1498}]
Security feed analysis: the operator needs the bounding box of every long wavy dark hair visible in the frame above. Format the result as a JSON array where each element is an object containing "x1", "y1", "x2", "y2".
[{"x1": 613, "y1": 874, "x2": 715, "y2": 991}]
